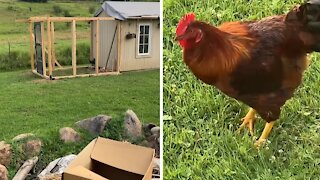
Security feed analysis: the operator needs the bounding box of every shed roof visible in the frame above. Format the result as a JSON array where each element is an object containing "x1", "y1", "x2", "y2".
[{"x1": 94, "y1": 1, "x2": 160, "y2": 20}]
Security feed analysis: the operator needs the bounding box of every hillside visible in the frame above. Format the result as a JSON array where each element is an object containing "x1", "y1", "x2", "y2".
[{"x1": 0, "y1": 0, "x2": 101, "y2": 70}]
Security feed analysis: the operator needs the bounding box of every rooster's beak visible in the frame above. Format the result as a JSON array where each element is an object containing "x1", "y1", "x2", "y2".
[
  {"x1": 174, "y1": 34, "x2": 186, "y2": 41},
  {"x1": 175, "y1": 34, "x2": 185, "y2": 41}
]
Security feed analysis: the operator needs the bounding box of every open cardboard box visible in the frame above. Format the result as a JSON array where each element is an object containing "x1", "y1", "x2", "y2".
[{"x1": 62, "y1": 137, "x2": 155, "y2": 180}]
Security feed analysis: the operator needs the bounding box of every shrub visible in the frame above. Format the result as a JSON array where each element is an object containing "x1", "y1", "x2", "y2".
[
  {"x1": 55, "y1": 43, "x2": 90, "y2": 66},
  {"x1": 63, "y1": 10, "x2": 72, "y2": 17},
  {"x1": 89, "y1": 6, "x2": 96, "y2": 14},
  {"x1": 0, "y1": 43, "x2": 90, "y2": 72},
  {"x1": 7, "y1": 6, "x2": 15, "y2": 11},
  {"x1": 0, "y1": 51, "x2": 30, "y2": 71},
  {"x1": 19, "y1": 0, "x2": 48, "y2": 3},
  {"x1": 52, "y1": 5, "x2": 62, "y2": 15}
]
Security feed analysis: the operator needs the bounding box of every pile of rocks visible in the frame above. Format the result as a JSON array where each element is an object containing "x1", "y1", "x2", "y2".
[{"x1": 0, "y1": 133, "x2": 42, "y2": 180}]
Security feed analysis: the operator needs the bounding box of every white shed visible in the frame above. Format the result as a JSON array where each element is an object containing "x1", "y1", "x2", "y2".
[{"x1": 91, "y1": 1, "x2": 160, "y2": 72}]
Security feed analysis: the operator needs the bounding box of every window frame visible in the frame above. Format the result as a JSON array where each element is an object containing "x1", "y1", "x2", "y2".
[{"x1": 137, "y1": 23, "x2": 152, "y2": 56}]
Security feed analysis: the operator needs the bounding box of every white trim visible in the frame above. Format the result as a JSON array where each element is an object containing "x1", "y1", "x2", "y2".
[{"x1": 137, "y1": 23, "x2": 152, "y2": 56}]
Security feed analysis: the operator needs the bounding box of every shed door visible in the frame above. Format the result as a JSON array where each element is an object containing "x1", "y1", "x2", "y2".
[
  {"x1": 92, "y1": 20, "x2": 118, "y2": 71},
  {"x1": 34, "y1": 22, "x2": 43, "y2": 75}
]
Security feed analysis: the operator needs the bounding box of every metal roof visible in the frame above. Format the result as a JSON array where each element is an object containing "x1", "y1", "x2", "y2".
[{"x1": 94, "y1": 1, "x2": 160, "y2": 20}]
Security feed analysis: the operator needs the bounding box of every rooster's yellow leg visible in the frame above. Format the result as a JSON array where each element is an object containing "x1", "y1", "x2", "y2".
[
  {"x1": 237, "y1": 108, "x2": 256, "y2": 136},
  {"x1": 254, "y1": 121, "x2": 275, "y2": 148}
]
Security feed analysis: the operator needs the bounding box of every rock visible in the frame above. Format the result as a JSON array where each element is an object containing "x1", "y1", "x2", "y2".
[
  {"x1": 38, "y1": 154, "x2": 76, "y2": 179},
  {"x1": 0, "y1": 142, "x2": 11, "y2": 167},
  {"x1": 75, "y1": 115, "x2": 112, "y2": 135},
  {"x1": 151, "y1": 126, "x2": 160, "y2": 137},
  {"x1": 146, "y1": 135, "x2": 160, "y2": 158},
  {"x1": 12, "y1": 133, "x2": 35, "y2": 142},
  {"x1": 0, "y1": 164, "x2": 8, "y2": 180},
  {"x1": 145, "y1": 123, "x2": 157, "y2": 130},
  {"x1": 143, "y1": 123, "x2": 157, "y2": 137},
  {"x1": 22, "y1": 139, "x2": 42, "y2": 157},
  {"x1": 59, "y1": 127, "x2": 81, "y2": 143},
  {"x1": 124, "y1": 110, "x2": 142, "y2": 139}
]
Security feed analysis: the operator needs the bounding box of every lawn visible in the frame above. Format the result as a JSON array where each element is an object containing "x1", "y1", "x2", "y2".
[
  {"x1": 163, "y1": 0, "x2": 320, "y2": 179},
  {"x1": 0, "y1": 69, "x2": 159, "y2": 139},
  {"x1": 0, "y1": 69, "x2": 160, "y2": 178}
]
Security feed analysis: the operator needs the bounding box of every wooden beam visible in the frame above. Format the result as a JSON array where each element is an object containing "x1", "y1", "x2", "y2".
[
  {"x1": 32, "y1": 70, "x2": 50, "y2": 80},
  {"x1": 50, "y1": 22, "x2": 58, "y2": 69},
  {"x1": 27, "y1": 17, "x2": 114, "y2": 23},
  {"x1": 47, "y1": 19, "x2": 52, "y2": 77},
  {"x1": 41, "y1": 22, "x2": 46, "y2": 76},
  {"x1": 50, "y1": 23, "x2": 63, "y2": 69},
  {"x1": 72, "y1": 20, "x2": 77, "y2": 76},
  {"x1": 117, "y1": 21, "x2": 121, "y2": 72},
  {"x1": 95, "y1": 20, "x2": 100, "y2": 74},
  {"x1": 12, "y1": 157, "x2": 39, "y2": 180},
  {"x1": 29, "y1": 22, "x2": 35, "y2": 71},
  {"x1": 54, "y1": 71, "x2": 120, "y2": 80}
]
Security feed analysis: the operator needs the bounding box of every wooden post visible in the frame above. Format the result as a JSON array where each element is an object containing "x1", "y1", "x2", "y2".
[
  {"x1": 50, "y1": 22, "x2": 62, "y2": 69},
  {"x1": 72, "y1": 20, "x2": 77, "y2": 76},
  {"x1": 50, "y1": 22, "x2": 55, "y2": 69},
  {"x1": 47, "y1": 19, "x2": 52, "y2": 77},
  {"x1": 117, "y1": 21, "x2": 121, "y2": 73},
  {"x1": 95, "y1": 20, "x2": 100, "y2": 74},
  {"x1": 41, "y1": 22, "x2": 46, "y2": 76},
  {"x1": 29, "y1": 21, "x2": 35, "y2": 71}
]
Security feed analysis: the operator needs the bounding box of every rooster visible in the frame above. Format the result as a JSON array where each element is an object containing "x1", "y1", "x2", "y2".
[{"x1": 175, "y1": 1, "x2": 320, "y2": 147}]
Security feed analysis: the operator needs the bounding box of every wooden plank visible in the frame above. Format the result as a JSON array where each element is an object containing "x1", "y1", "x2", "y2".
[
  {"x1": 47, "y1": 19, "x2": 52, "y2": 77},
  {"x1": 117, "y1": 21, "x2": 121, "y2": 72},
  {"x1": 28, "y1": 17, "x2": 115, "y2": 22},
  {"x1": 32, "y1": 70, "x2": 50, "y2": 80},
  {"x1": 29, "y1": 22, "x2": 35, "y2": 71},
  {"x1": 50, "y1": 22, "x2": 59, "y2": 69},
  {"x1": 54, "y1": 71, "x2": 120, "y2": 80},
  {"x1": 41, "y1": 22, "x2": 46, "y2": 76},
  {"x1": 95, "y1": 20, "x2": 100, "y2": 74},
  {"x1": 72, "y1": 20, "x2": 77, "y2": 76}
]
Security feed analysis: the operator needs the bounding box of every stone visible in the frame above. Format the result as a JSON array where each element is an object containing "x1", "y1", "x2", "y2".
[
  {"x1": 22, "y1": 139, "x2": 42, "y2": 157},
  {"x1": 145, "y1": 123, "x2": 157, "y2": 130},
  {"x1": 0, "y1": 164, "x2": 8, "y2": 180},
  {"x1": 75, "y1": 115, "x2": 112, "y2": 135},
  {"x1": 151, "y1": 126, "x2": 160, "y2": 137},
  {"x1": 143, "y1": 123, "x2": 157, "y2": 137},
  {"x1": 12, "y1": 133, "x2": 35, "y2": 142},
  {"x1": 146, "y1": 135, "x2": 160, "y2": 158},
  {"x1": 38, "y1": 154, "x2": 76, "y2": 179},
  {"x1": 59, "y1": 127, "x2": 81, "y2": 143},
  {"x1": 0, "y1": 142, "x2": 11, "y2": 167},
  {"x1": 124, "y1": 110, "x2": 142, "y2": 139}
]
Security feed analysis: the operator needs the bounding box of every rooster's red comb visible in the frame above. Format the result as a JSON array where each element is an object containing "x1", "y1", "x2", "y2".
[{"x1": 176, "y1": 13, "x2": 196, "y2": 37}]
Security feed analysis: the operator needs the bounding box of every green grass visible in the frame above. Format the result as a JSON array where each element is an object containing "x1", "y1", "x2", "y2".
[
  {"x1": 163, "y1": 0, "x2": 320, "y2": 179},
  {"x1": 0, "y1": 69, "x2": 159, "y2": 178}
]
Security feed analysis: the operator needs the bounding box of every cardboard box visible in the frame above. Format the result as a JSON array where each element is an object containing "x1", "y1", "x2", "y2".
[{"x1": 62, "y1": 137, "x2": 155, "y2": 180}]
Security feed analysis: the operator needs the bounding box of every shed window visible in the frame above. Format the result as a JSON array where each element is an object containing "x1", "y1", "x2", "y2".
[{"x1": 138, "y1": 24, "x2": 151, "y2": 55}]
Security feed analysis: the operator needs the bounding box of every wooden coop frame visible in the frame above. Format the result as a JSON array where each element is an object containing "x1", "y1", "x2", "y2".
[{"x1": 22, "y1": 17, "x2": 122, "y2": 80}]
